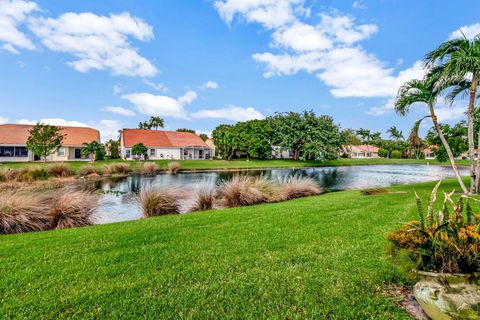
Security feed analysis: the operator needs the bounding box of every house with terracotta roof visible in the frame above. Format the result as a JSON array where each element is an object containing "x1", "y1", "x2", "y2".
[
  {"x1": 424, "y1": 147, "x2": 436, "y2": 160},
  {"x1": 120, "y1": 129, "x2": 212, "y2": 160},
  {"x1": 342, "y1": 145, "x2": 380, "y2": 158},
  {"x1": 0, "y1": 124, "x2": 100, "y2": 162}
]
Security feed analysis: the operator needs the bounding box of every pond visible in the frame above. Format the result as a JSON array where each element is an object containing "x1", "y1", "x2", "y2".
[{"x1": 90, "y1": 164, "x2": 468, "y2": 224}]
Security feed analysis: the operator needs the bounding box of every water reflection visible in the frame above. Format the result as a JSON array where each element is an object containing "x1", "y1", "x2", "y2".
[{"x1": 91, "y1": 165, "x2": 468, "y2": 224}]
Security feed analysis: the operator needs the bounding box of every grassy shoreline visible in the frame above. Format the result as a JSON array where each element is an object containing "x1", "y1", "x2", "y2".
[
  {"x1": 1, "y1": 179, "x2": 472, "y2": 319},
  {"x1": 0, "y1": 158, "x2": 469, "y2": 173}
]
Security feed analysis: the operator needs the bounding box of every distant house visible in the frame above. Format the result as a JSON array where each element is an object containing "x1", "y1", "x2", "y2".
[
  {"x1": 458, "y1": 149, "x2": 480, "y2": 160},
  {"x1": 120, "y1": 129, "x2": 212, "y2": 160},
  {"x1": 343, "y1": 145, "x2": 379, "y2": 158},
  {"x1": 272, "y1": 146, "x2": 293, "y2": 159},
  {"x1": 205, "y1": 138, "x2": 216, "y2": 158},
  {"x1": 0, "y1": 124, "x2": 100, "y2": 162},
  {"x1": 424, "y1": 147, "x2": 436, "y2": 160}
]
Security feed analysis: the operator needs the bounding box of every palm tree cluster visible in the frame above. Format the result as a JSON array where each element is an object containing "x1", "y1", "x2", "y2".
[{"x1": 395, "y1": 31, "x2": 480, "y2": 194}]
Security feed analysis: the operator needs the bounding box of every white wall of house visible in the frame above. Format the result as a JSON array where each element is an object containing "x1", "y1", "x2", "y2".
[
  {"x1": 0, "y1": 145, "x2": 89, "y2": 163},
  {"x1": 272, "y1": 146, "x2": 292, "y2": 159},
  {"x1": 350, "y1": 152, "x2": 379, "y2": 159},
  {"x1": 122, "y1": 146, "x2": 182, "y2": 160}
]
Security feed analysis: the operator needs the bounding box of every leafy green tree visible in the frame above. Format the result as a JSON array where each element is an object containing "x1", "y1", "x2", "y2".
[
  {"x1": 132, "y1": 143, "x2": 148, "y2": 159},
  {"x1": 378, "y1": 148, "x2": 389, "y2": 158},
  {"x1": 270, "y1": 111, "x2": 342, "y2": 161},
  {"x1": 26, "y1": 123, "x2": 64, "y2": 162},
  {"x1": 425, "y1": 33, "x2": 480, "y2": 192},
  {"x1": 81, "y1": 141, "x2": 104, "y2": 161},
  {"x1": 176, "y1": 128, "x2": 196, "y2": 134},
  {"x1": 212, "y1": 125, "x2": 237, "y2": 160},
  {"x1": 105, "y1": 139, "x2": 120, "y2": 159},
  {"x1": 425, "y1": 122, "x2": 468, "y2": 162},
  {"x1": 235, "y1": 119, "x2": 273, "y2": 159},
  {"x1": 395, "y1": 68, "x2": 468, "y2": 193},
  {"x1": 386, "y1": 126, "x2": 404, "y2": 141},
  {"x1": 199, "y1": 133, "x2": 209, "y2": 141}
]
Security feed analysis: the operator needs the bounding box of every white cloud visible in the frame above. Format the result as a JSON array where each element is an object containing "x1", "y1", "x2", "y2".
[
  {"x1": 16, "y1": 59, "x2": 26, "y2": 67},
  {"x1": 143, "y1": 79, "x2": 168, "y2": 92},
  {"x1": 191, "y1": 105, "x2": 265, "y2": 121},
  {"x1": 102, "y1": 106, "x2": 135, "y2": 117},
  {"x1": 0, "y1": 116, "x2": 9, "y2": 124},
  {"x1": 200, "y1": 81, "x2": 219, "y2": 90},
  {"x1": 366, "y1": 98, "x2": 395, "y2": 116},
  {"x1": 436, "y1": 105, "x2": 466, "y2": 123},
  {"x1": 28, "y1": 12, "x2": 157, "y2": 77},
  {"x1": 112, "y1": 84, "x2": 124, "y2": 95},
  {"x1": 94, "y1": 119, "x2": 122, "y2": 141},
  {"x1": 215, "y1": 2, "x2": 425, "y2": 108},
  {"x1": 122, "y1": 90, "x2": 197, "y2": 119},
  {"x1": 352, "y1": 1, "x2": 367, "y2": 10},
  {"x1": 450, "y1": 23, "x2": 480, "y2": 40},
  {"x1": 0, "y1": 0, "x2": 38, "y2": 53}
]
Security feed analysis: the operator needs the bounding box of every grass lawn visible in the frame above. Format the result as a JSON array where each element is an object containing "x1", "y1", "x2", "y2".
[
  {"x1": 0, "y1": 179, "x2": 468, "y2": 319},
  {"x1": 0, "y1": 157, "x2": 468, "y2": 173}
]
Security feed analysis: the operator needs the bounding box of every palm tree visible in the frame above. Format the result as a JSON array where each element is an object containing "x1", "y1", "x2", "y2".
[
  {"x1": 425, "y1": 32, "x2": 480, "y2": 193},
  {"x1": 81, "y1": 141, "x2": 104, "y2": 161},
  {"x1": 386, "y1": 126, "x2": 404, "y2": 141},
  {"x1": 149, "y1": 116, "x2": 164, "y2": 130},
  {"x1": 408, "y1": 117, "x2": 427, "y2": 160},
  {"x1": 395, "y1": 70, "x2": 468, "y2": 194}
]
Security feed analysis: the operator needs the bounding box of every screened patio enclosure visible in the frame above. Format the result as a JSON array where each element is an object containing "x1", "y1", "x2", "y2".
[{"x1": 181, "y1": 147, "x2": 212, "y2": 160}]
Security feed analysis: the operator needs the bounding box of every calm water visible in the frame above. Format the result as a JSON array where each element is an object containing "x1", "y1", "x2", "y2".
[{"x1": 90, "y1": 164, "x2": 468, "y2": 224}]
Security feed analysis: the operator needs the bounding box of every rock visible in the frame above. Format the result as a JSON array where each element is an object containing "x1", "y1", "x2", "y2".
[{"x1": 413, "y1": 271, "x2": 480, "y2": 320}]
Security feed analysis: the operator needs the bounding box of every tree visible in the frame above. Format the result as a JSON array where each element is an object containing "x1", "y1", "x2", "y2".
[
  {"x1": 425, "y1": 32, "x2": 480, "y2": 193},
  {"x1": 212, "y1": 125, "x2": 237, "y2": 160},
  {"x1": 408, "y1": 118, "x2": 426, "y2": 160},
  {"x1": 199, "y1": 133, "x2": 208, "y2": 141},
  {"x1": 26, "y1": 123, "x2": 64, "y2": 162},
  {"x1": 176, "y1": 128, "x2": 196, "y2": 134},
  {"x1": 131, "y1": 143, "x2": 148, "y2": 160},
  {"x1": 81, "y1": 141, "x2": 105, "y2": 161},
  {"x1": 235, "y1": 119, "x2": 273, "y2": 159},
  {"x1": 386, "y1": 126, "x2": 404, "y2": 141},
  {"x1": 356, "y1": 128, "x2": 371, "y2": 145},
  {"x1": 425, "y1": 122, "x2": 468, "y2": 161},
  {"x1": 139, "y1": 116, "x2": 165, "y2": 130},
  {"x1": 105, "y1": 139, "x2": 120, "y2": 159},
  {"x1": 270, "y1": 111, "x2": 342, "y2": 161},
  {"x1": 395, "y1": 69, "x2": 468, "y2": 193}
]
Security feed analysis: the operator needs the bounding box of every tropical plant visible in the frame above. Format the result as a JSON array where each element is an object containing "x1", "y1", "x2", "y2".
[
  {"x1": 378, "y1": 148, "x2": 389, "y2": 158},
  {"x1": 105, "y1": 139, "x2": 121, "y2": 159},
  {"x1": 395, "y1": 68, "x2": 468, "y2": 193},
  {"x1": 139, "y1": 116, "x2": 164, "y2": 130},
  {"x1": 176, "y1": 128, "x2": 195, "y2": 134},
  {"x1": 131, "y1": 143, "x2": 148, "y2": 160},
  {"x1": 425, "y1": 32, "x2": 480, "y2": 193},
  {"x1": 387, "y1": 126, "x2": 404, "y2": 141},
  {"x1": 26, "y1": 123, "x2": 64, "y2": 162},
  {"x1": 199, "y1": 133, "x2": 209, "y2": 141},
  {"x1": 81, "y1": 141, "x2": 104, "y2": 161},
  {"x1": 387, "y1": 181, "x2": 480, "y2": 273}
]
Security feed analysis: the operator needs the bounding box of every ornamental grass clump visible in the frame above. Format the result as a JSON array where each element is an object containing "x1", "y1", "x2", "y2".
[
  {"x1": 47, "y1": 163, "x2": 73, "y2": 178},
  {"x1": 112, "y1": 163, "x2": 131, "y2": 174},
  {"x1": 78, "y1": 165, "x2": 103, "y2": 177},
  {"x1": 48, "y1": 189, "x2": 98, "y2": 229},
  {"x1": 219, "y1": 175, "x2": 266, "y2": 207},
  {"x1": 387, "y1": 181, "x2": 480, "y2": 274},
  {"x1": 17, "y1": 166, "x2": 49, "y2": 182},
  {"x1": 0, "y1": 168, "x2": 17, "y2": 183},
  {"x1": 138, "y1": 162, "x2": 159, "y2": 176},
  {"x1": 138, "y1": 187, "x2": 180, "y2": 217},
  {"x1": 0, "y1": 192, "x2": 51, "y2": 234},
  {"x1": 167, "y1": 161, "x2": 181, "y2": 175},
  {"x1": 190, "y1": 182, "x2": 216, "y2": 211},
  {"x1": 279, "y1": 175, "x2": 322, "y2": 201}
]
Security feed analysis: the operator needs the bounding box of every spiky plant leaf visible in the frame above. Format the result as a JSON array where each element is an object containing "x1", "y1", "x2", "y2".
[
  {"x1": 427, "y1": 180, "x2": 441, "y2": 226},
  {"x1": 414, "y1": 190, "x2": 425, "y2": 230}
]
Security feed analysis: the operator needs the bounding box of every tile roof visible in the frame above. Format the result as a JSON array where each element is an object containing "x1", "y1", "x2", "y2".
[
  {"x1": 122, "y1": 129, "x2": 209, "y2": 148},
  {"x1": 347, "y1": 145, "x2": 379, "y2": 153},
  {"x1": 0, "y1": 124, "x2": 100, "y2": 146}
]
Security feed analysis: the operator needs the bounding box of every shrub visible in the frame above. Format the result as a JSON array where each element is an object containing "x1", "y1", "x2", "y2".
[
  {"x1": 78, "y1": 165, "x2": 103, "y2": 177},
  {"x1": 378, "y1": 148, "x2": 389, "y2": 158},
  {"x1": 387, "y1": 181, "x2": 480, "y2": 273},
  {"x1": 390, "y1": 150, "x2": 402, "y2": 159},
  {"x1": 47, "y1": 163, "x2": 73, "y2": 177},
  {"x1": 138, "y1": 162, "x2": 158, "y2": 175},
  {"x1": 95, "y1": 149, "x2": 105, "y2": 161},
  {"x1": 191, "y1": 182, "x2": 216, "y2": 211},
  {"x1": 279, "y1": 175, "x2": 322, "y2": 200},
  {"x1": 17, "y1": 166, "x2": 48, "y2": 182},
  {"x1": 0, "y1": 168, "x2": 18, "y2": 183},
  {"x1": 167, "y1": 161, "x2": 181, "y2": 175},
  {"x1": 0, "y1": 192, "x2": 51, "y2": 234},
  {"x1": 49, "y1": 189, "x2": 98, "y2": 229},
  {"x1": 219, "y1": 175, "x2": 265, "y2": 207},
  {"x1": 138, "y1": 187, "x2": 180, "y2": 217}
]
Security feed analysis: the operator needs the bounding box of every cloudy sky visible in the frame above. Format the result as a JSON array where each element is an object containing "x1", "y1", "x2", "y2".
[{"x1": 0, "y1": 0, "x2": 479, "y2": 140}]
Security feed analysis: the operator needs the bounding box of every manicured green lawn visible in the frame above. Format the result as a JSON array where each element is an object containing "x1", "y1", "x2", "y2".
[
  {"x1": 0, "y1": 157, "x2": 467, "y2": 173},
  {"x1": 0, "y1": 180, "x2": 467, "y2": 319}
]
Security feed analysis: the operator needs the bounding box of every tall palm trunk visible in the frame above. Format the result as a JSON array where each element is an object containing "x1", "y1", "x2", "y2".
[
  {"x1": 467, "y1": 76, "x2": 478, "y2": 193},
  {"x1": 429, "y1": 103, "x2": 468, "y2": 194}
]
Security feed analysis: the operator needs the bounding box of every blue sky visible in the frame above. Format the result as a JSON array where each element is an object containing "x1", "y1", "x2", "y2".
[{"x1": 0, "y1": 0, "x2": 479, "y2": 141}]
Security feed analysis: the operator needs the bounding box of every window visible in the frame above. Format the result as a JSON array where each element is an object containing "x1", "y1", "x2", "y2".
[
  {"x1": 126, "y1": 149, "x2": 131, "y2": 158},
  {"x1": 0, "y1": 146, "x2": 14, "y2": 157},
  {"x1": 57, "y1": 147, "x2": 65, "y2": 157},
  {"x1": 14, "y1": 147, "x2": 28, "y2": 157},
  {"x1": 150, "y1": 149, "x2": 156, "y2": 157}
]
